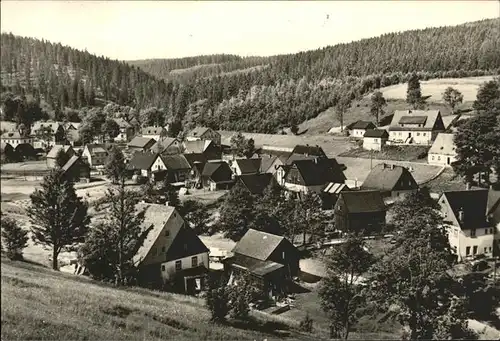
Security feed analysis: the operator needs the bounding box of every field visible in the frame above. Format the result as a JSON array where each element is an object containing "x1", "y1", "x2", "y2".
[
  {"x1": 299, "y1": 76, "x2": 495, "y2": 135},
  {"x1": 1, "y1": 258, "x2": 319, "y2": 341},
  {"x1": 339, "y1": 145, "x2": 431, "y2": 162}
]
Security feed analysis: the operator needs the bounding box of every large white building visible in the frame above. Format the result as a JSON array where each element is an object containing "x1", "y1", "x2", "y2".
[
  {"x1": 388, "y1": 110, "x2": 445, "y2": 145},
  {"x1": 439, "y1": 189, "x2": 500, "y2": 262},
  {"x1": 428, "y1": 133, "x2": 457, "y2": 167}
]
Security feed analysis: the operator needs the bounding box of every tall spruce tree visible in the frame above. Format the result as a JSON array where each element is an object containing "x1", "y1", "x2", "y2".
[
  {"x1": 27, "y1": 169, "x2": 89, "y2": 270},
  {"x1": 406, "y1": 73, "x2": 425, "y2": 109}
]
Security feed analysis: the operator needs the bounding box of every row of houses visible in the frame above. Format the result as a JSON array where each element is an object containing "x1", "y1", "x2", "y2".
[{"x1": 347, "y1": 109, "x2": 458, "y2": 167}]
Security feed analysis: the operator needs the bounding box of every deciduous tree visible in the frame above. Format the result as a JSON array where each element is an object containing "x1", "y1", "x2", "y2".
[
  {"x1": 102, "y1": 118, "x2": 120, "y2": 141},
  {"x1": 181, "y1": 199, "x2": 210, "y2": 235},
  {"x1": 218, "y1": 182, "x2": 255, "y2": 241},
  {"x1": 319, "y1": 236, "x2": 374, "y2": 339},
  {"x1": 473, "y1": 79, "x2": 500, "y2": 112},
  {"x1": 442, "y1": 87, "x2": 463, "y2": 114},
  {"x1": 205, "y1": 273, "x2": 230, "y2": 323},
  {"x1": 55, "y1": 148, "x2": 69, "y2": 168},
  {"x1": 104, "y1": 145, "x2": 126, "y2": 184},
  {"x1": 27, "y1": 169, "x2": 89, "y2": 270},
  {"x1": 1, "y1": 215, "x2": 28, "y2": 260}
]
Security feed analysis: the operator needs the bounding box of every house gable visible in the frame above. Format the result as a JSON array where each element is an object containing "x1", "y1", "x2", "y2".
[
  {"x1": 439, "y1": 193, "x2": 461, "y2": 228},
  {"x1": 392, "y1": 169, "x2": 419, "y2": 191}
]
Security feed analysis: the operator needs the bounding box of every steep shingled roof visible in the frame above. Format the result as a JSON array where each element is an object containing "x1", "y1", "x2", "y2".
[
  {"x1": 291, "y1": 145, "x2": 326, "y2": 158},
  {"x1": 442, "y1": 190, "x2": 489, "y2": 230},
  {"x1": 428, "y1": 133, "x2": 456, "y2": 156},
  {"x1": 237, "y1": 173, "x2": 276, "y2": 195},
  {"x1": 339, "y1": 190, "x2": 386, "y2": 213},
  {"x1": 150, "y1": 137, "x2": 180, "y2": 154},
  {"x1": 364, "y1": 129, "x2": 389, "y2": 138},
  {"x1": 47, "y1": 144, "x2": 73, "y2": 159},
  {"x1": 128, "y1": 136, "x2": 156, "y2": 149},
  {"x1": 188, "y1": 126, "x2": 211, "y2": 137},
  {"x1": 126, "y1": 152, "x2": 158, "y2": 170},
  {"x1": 348, "y1": 120, "x2": 376, "y2": 130},
  {"x1": 141, "y1": 126, "x2": 165, "y2": 135},
  {"x1": 202, "y1": 161, "x2": 233, "y2": 183},
  {"x1": 289, "y1": 158, "x2": 346, "y2": 186},
  {"x1": 232, "y1": 229, "x2": 286, "y2": 261},
  {"x1": 389, "y1": 110, "x2": 443, "y2": 131},
  {"x1": 361, "y1": 163, "x2": 418, "y2": 192},
  {"x1": 162, "y1": 154, "x2": 191, "y2": 170},
  {"x1": 234, "y1": 158, "x2": 262, "y2": 174}
]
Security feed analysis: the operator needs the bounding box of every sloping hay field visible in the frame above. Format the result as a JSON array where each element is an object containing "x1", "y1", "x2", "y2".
[{"x1": 1, "y1": 258, "x2": 319, "y2": 341}]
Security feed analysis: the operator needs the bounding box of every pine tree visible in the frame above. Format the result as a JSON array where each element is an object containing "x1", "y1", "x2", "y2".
[
  {"x1": 406, "y1": 73, "x2": 425, "y2": 109},
  {"x1": 27, "y1": 169, "x2": 89, "y2": 270},
  {"x1": 1, "y1": 215, "x2": 29, "y2": 260},
  {"x1": 473, "y1": 79, "x2": 500, "y2": 112}
]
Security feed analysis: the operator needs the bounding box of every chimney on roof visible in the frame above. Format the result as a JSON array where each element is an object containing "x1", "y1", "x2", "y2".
[
  {"x1": 458, "y1": 208, "x2": 464, "y2": 223},
  {"x1": 408, "y1": 110, "x2": 412, "y2": 114}
]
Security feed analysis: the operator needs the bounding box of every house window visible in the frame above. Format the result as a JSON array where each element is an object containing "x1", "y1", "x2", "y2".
[
  {"x1": 437, "y1": 156, "x2": 441, "y2": 161},
  {"x1": 374, "y1": 138, "x2": 378, "y2": 143},
  {"x1": 484, "y1": 247, "x2": 488, "y2": 253},
  {"x1": 491, "y1": 228, "x2": 494, "y2": 234},
  {"x1": 473, "y1": 246, "x2": 478, "y2": 255},
  {"x1": 471, "y1": 229, "x2": 476, "y2": 237},
  {"x1": 282, "y1": 251, "x2": 286, "y2": 260},
  {"x1": 161, "y1": 265, "x2": 165, "y2": 272},
  {"x1": 191, "y1": 256, "x2": 198, "y2": 267},
  {"x1": 165, "y1": 231, "x2": 170, "y2": 237},
  {"x1": 432, "y1": 156, "x2": 435, "y2": 160},
  {"x1": 489, "y1": 247, "x2": 493, "y2": 252},
  {"x1": 175, "y1": 260, "x2": 182, "y2": 271},
  {"x1": 161, "y1": 246, "x2": 165, "y2": 253},
  {"x1": 485, "y1": 228, "x2": 489, "y2": 234},
  {"x1": 466, "y1": 246, "x2": 471, "y2": 256},
  {"x1": 423, "y1": 133, "x2": 426, "y2": 137},
  {"x1": 417, "y1": 132, "x2": 420, "y2": 136},
  {"x1": 184, "y1": 243, "x2": 187, "y2": 251}
]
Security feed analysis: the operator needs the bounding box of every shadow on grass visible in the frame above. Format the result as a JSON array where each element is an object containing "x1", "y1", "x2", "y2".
[
  {"x1": 226, "y1": 316, "x2": 292, "y2": 337},
  {"x1": 288, "y1": 280, "x2": 311, "y2": 294}
]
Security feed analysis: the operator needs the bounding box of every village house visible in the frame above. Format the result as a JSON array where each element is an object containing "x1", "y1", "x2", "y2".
[
  {"x1": 134, "y1": 204, "x2": 210, "y2": 293},
  {"x1": 231, "y1": 157, "x2": 262, "y2": 176},
  {"x1": 46, "y1": 144, "x2": 76, "y2": 168},
  {"x1": 61, "y1": 155, "x2": 91, "y2": 183},
  {"x1": 387, "y1": 110, "x2": 445, "y2": 145},
  {"x1": 113, "y1": 118, "x2": 134, "y2": 142},
  {"x1": 127, "y1": 152, "x2": 191, "y2": 184},
  {"x1": 183, "y1": 153, "x2": 207, "y2": 188},
  {"x1": 237, "y1": 173, "x2": 278, "y2": 195},
  {"x1": 150, "y1": 137, "x2": 182, "y2": 155},
  {"x1": 321, "y1": 182, "x2": 351, "y2": 209},
  {"x1": 186, "y1": 127, "x2": 221, "y2": 146},
  {"x1": 66, "y1": 129, "x2": 82, "y2": 148},
  {"x1": 488, "y1": 189, "x2": 500, "y2": 231},
  {"x1": 141, "y1": 126, "x2": 167, "y2": 141},
  {"x1": 223, "y1": 229, "x2": 300, "y2": 298},
  {"x1": 82, "y1": 144, "x2": 108, "y2": 169},
  {"x1": 0, "y1": 130, "x2": 33, "y2": 148},
  {"x1": 428, "y1": 133, "x2": 457, "y2": 167},
  {"x1": 363, "y1": 129, "x2": 389, "y2": 151},
  {"x1": 201, "y1": 161, "x2": 234, "y2": 191},
  {"x1": 278, "y1": 158, "x2": 346, "y2": 196},
  {"x1": 347, "y1": 120, "x2": 377, "y2": 139},
  {"x1": 182, "y1": 140, "x2": 221, "y2": 161},
  {"x1": 31, "y1": 121, "x2": 66, "y2": 149},
  {"x1": 334, "y1": 190, "x2": 387, "y2": 234},
  {"x1": 439, "y1": 189, "x2": 499, "y2": 262},
  {"x1": 259, "y1": 154, "x2": 288, "y2": 176},
  {"x1": 361, "y1": 163, "x2": 419, "y2": 200},
  {"x1": 127, "y1": 136, "x2": 156, "y2": 153},
  {"x1": 0, "y1": 121, "x2": 17, "y2": 133}
]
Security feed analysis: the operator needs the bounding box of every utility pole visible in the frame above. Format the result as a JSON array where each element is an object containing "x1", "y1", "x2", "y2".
[{"x1": 370, "y1": 150, "x2": 373, "y2": 170}]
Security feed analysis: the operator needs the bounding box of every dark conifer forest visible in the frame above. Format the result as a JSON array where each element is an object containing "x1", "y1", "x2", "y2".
[{"x1": 1, "y1": 18, "x2": 499, "y2": 133}]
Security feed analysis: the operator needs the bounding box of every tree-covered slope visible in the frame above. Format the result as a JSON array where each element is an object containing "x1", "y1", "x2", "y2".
[{"x1": 1, "y1": 18, "x2": 499, "y2": 134}]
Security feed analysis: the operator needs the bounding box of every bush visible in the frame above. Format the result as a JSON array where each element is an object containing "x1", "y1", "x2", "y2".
[
  {"x1": 205, "y1": 274, "x2": 230, "y2": 323},
  {"x1": 299, "y1": 313, "x2": 314, "y2": 333},
  {"x1": 1, "y1": 216, "x2": 28, "y2": 260}
]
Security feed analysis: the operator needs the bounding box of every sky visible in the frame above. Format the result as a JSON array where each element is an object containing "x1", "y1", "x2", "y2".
[{"x1": 1, "y1": 1, "x2": 498, "y2": 61}]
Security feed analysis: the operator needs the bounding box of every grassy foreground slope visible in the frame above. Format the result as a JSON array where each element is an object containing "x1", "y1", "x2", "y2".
[{"x1": 0, "y1": 258, "x2": 319, "y2": 341}]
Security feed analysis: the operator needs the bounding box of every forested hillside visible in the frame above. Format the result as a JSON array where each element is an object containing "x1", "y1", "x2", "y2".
[{"x1": 1, "y1": 18, "x2": 499, "y2": 134}]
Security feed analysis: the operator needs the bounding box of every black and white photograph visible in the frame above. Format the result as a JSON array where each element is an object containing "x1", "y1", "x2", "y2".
[{"x1": 0, "y1": 1, "x2": 499, "y2": 339}]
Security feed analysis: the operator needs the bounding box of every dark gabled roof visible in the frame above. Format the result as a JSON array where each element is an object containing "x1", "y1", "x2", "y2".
[
  {"x1": 162, "y1": 154, "x2": 191, "y2": 170},
  {"x1": 487, "y1": 189, "x2": 500, "y2": 224},
  {"x1": 285, "y1": 153, "x2": 318, "y2": 165},
  {"x1": 128, "y1": 136, "x2": 156, "y2": 148},
  {"x1": 183, "y1": 153, "x2": 207, "y2": 167},
  {"x1": 232, "y1": 229, "x2": 287, "y2": 261},
  {"x1": 62, "y1": 156, "x2": 89, "y2": 173},
  {"x1": 114, "y1": 118, "x2": 132, "y2": 129},
  {"x1": 165, "y1": 225, "x2": 209, "y2": 262},
  {"x1": 442, "y1": 190, "x2": 489, "y2": 229},
  {"x1": 290, "y1": 158, "x2": 346, "y2": 186},
  {"x1": 339, "y1": 190, "x2": 386, "y2": 213},
  {"x1": 183, "y1": 140, "x2": 210, "y2": 154},
  {"x1": 291, "y1": 145, "x2": 326, "y2": 157},
  {"x1": 202, "y1": 161, "x2": 232, "y2": 183},
  {"x1": 260, "y1": 155, "x2": 281, "y2": 173},
  {"x1": 127, "y1": 152, "x2": 158, "y2": 170},
  {"x1": 361, "y1": 163, "x2": 417, "y2": 192},
  {"x1": 348, "y1": 120, "x2": 376, "y2": 130},
  {"x1": 364, "y1": 129, "x2": 389, "y2": 138},
  {"x1": 234, "y1": 158, "x2": 262, "y2": 174},
  {"x1": 237, "y1": 173, "x2": 276, "y2": 195}
]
